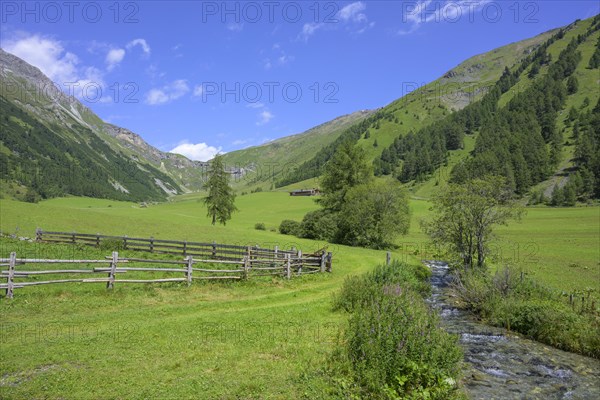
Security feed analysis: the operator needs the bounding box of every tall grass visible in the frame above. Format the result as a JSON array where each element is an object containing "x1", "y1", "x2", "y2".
[
  {"x1": 328, "y1": 262, "x2": 464, "y2": 399},
  {"x1": 453, "y1": 265, "x2": 600, "y2": 358}
]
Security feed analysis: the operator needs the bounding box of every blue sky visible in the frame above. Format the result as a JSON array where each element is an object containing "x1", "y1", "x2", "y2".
[{"x1": 1, "y1": 1, "x2": 598, "y2": 160}]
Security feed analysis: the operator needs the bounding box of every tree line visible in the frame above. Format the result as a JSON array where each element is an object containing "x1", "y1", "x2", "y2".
[{"x1": 376, "y1": 17, "x2": 600, "y2": 201}]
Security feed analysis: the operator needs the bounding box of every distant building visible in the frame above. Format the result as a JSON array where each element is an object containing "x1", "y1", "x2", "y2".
[{"x1": 290, "y1": 188, "x2": 320, "y2": 196}]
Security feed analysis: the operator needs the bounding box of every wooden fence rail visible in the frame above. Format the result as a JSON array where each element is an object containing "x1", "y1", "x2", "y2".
[
  {"x1": 35, "y1": 229, "x2": 308, "y2": 261},
  {"x1": 1, "y1": 249, "x2": 333, "y2": 299}
]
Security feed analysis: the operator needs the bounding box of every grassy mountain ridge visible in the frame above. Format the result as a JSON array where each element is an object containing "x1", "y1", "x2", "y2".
[
  {"x1": 372, "y1": 16, "x2": 600, "y2": 202},
  {"x1": 250, "y1": 26, "x2": 558, "y2": 188},
  {"x1": 221, "y1": 109, "x2": 374, "y2": 190},
  {"x1": 0, "y1": 48, "x2": 206, "y2": 201}
]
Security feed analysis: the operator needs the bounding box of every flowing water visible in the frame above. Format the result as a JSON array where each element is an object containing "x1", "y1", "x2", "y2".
[{"x1": 424, "y1": 261, "x2": 600, "y2": 400}]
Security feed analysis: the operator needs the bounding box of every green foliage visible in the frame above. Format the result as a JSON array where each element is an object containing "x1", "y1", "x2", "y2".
[
  {"x1": 278, "y1": 219, "x2": 301, "y2": 235},
  {"x1": 204, "y1": 154, "x2": 238, "y2": 226},
  {"x1": 567, "y1": 75, "x2": 579, "y2": 94},
  {"x1": 454, "y1": 266, "x2": 600, "y2": 358},
  {"x1": 275, "y1": 110, "x2": 394, "y2": 187},
  {"x1": 254, "y1": 222, "x2": 266, "y2": 231},
  {"x1": 330, "y1": 262, "x2": 463, "y2": 399},
  {"x1": 446, "y1": 24, "x2": 599, "y2": 196},
  {"x1": 290, "y1": 144, "x2": 410, "y2": 249},
  {"x1": 336, "y1": 180, "x2": 411, "y2": 249},
  {"x1": 551, "y1": 184, "x2": 565, "y2": 206},
  {"x1": 0, "y1": 97, "x2": 180, "y2": 202},
  {"x1": 573, "y1": 97, "x2": 600, "y2": 198},
  {"x1": 587, "y1": 34, "x2": 600, "y2": 68},
  {"x1": 319, "y1": 141, "x2": 372, "y2": 212},
  {"x1": 24, "y1": 188, "x2": 40, "y2": 203},
  {"x1": 99, "y1": 238, "x2": 124, "y2": 251},
  {"x1": 333, "y1": 263, "x2": 431, "y2": 312},
  {"x1": 422, "y1": 176, "x2": 523, "y2": 269},
  {"x1": 298, "y1": 209, "x2": 337, "y2": 241}
]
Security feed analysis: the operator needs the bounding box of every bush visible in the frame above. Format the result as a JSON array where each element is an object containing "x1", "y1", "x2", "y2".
[
  {"x1": 254, "y1": 222, "x2": 266, "y2": 231},
  {"x1": 330, "y1": 261, "x2": 463, "y2": 398},
  {"x1": 346, "y1": 294, "x2": 462, "y2": 398},
  {"x1": 336, "y1": 180, "x2": 410, "y2": 249},
  {"x1": 333, "y1": 262, "x2": 431, "y2": 312},
  {"x1": 454, "y1": 266, "x2": 600, "y2": 358},
  {"x1": 99, "y1": 238, "x2": 124, "y2": 251},
  {"x1": 279, "y1": 219, "x2": 301, "y2": 236},
  {"x1": 299, "y1": 209, "x2": 337, "y2": 241}
]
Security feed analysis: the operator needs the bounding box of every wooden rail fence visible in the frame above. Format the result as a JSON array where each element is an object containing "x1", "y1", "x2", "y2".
[
  {"x1": 1, "y1": 249, "x2": 333, "y2": 299},
  {"x1": 35, "y1": 229, "x2": 306, "y2": 261}
]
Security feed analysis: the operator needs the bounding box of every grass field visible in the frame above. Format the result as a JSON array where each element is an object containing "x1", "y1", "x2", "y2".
[{"x1": 0, "y1": 193, "x2": 598, "y2": 398}]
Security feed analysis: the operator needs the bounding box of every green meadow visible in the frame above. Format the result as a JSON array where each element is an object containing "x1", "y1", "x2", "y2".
[{"x1": 0, "y1": 193, "x2": 598, "y2": 398}]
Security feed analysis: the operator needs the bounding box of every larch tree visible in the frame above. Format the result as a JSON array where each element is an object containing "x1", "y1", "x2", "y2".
[{"x1": 204, "y1": 154, "x2": 237, "y2": 225}]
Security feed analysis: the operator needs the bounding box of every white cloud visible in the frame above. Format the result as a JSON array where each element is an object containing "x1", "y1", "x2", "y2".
[
  {"x1": 170, "y1": 142, "x2": 222, "y2": 161},
  {"x1": 299, "y1": 22, "x2": 324, "y2": 41},
  {"x1": 2, "y1": 34, "x2": 105, "y2": 99},
  {"x1": 398, "y1": 0, "x2": 490, "y2": 35},
  {"x1": 299, "y1": 2, "x2": 372, "y2": 40},
  {"x1": 227, "y1": 23, "x2": 244, "y2": 32},
  {"x1": 126, "y1": 38, "x2": 151, "y2": 55},
  {"x1": 263, "y1": 43, "x2": 294, "y2": 69},
  {"x1": 3, "y1": 34, "x2": 77, "y2": 83},
  {"x1": 246, "y1": 102, "x2": 265, "y2": 109},
  {"x1": 146, "y1": 89, "x2": 169, "y2": 105},
  {"x1": 339, "y1": 2, "x2": 367, "y2": 23},
  {"x1": 145, "y1": 79, "x2": 190, "y2": 105},
  {"x1": 105, "y1": 48, "x2": 125, "y2": 70},
  {"x1": 193, "y1": 85, "x2": 204, "y2": 97},
  {"x1": 257, "y1": 110, "x2": 274, "y2": 125}
]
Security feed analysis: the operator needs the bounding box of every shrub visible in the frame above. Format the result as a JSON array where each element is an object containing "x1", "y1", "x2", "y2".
[
  {"x1": 336, "y1": 180, "x2": 410, "y2": 249},
  {"x1": 99, "y1": 238, "x2": 124, "y2": 251},
  {"x1": 254, "y1": 222, "x2": 266, "y2": 231},
  {"x1": 333, "y1": 262, "x2": 431, "y2": 312},
  {"x1": 454, "y1": 265, "x2": 600, "y2": 358},
  {"x1": 346, "y1": 293, "x2": 463, "y2": 399},
  {"x1": 330, "y1": 261, "x2": 463, "y2": 398},
  {"x1": 279, "y1": 219, "x2": 301, "y2": 236},
  {"x1": 299, "y1": 209, "x2": 337, "y2": 241}
]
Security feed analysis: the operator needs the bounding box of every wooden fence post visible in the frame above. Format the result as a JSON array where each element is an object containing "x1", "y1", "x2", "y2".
[
  {"x1": 297, "y1": 250, "x2": 302, "y2": 275},
  {"x1": 386, "y1": 252, "x2": 391, "y2": 266},
  {"x1": 5, "y1": 252, "x2": 16, "y2": 299},
  {"x1": 183, "y1": 241, "x2": 187, "y2": 257},
  {"x1": 71, "y1": 232, "x2": 76, "y2": 245},
  {"x1": 123, "y1": 235, "x2": 128, "y2": 250},
  {"x1": 186, "y1": 256, "x2": 193, "y2": 286},
  {"x1": 107, "y1": 251, "x2": 118, "y2": 289},
  {"x1": 35, "y1": 228, "x2": 42, "y2": 242},
  {"x1": 246, "y1": 246, "x2": 252, "y2": 262},
  {"x1": 149, "y1": 237, "x2": 154, "y2": 253},
  {"x1": 96, "y1": 234, "x2": 101, "y2": 248},
  {"x1": 243, "y1": 256, "x2": 250, "y2": 280},
  {"x1": 326, "y1": 252, "x2": 332, "y2": 273},
  {"x1": 212, "y1": 242, "x2": 217, "y2": 259},
  {"x1": 320, "y1": 252, "x2": 327, "y2": 273},
  {"x1": 274, "y1": 245, "x2": 279, "y2": 259},
  {"x1": 285, "y1": 254, "x2": 291, "y2": 280}
]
